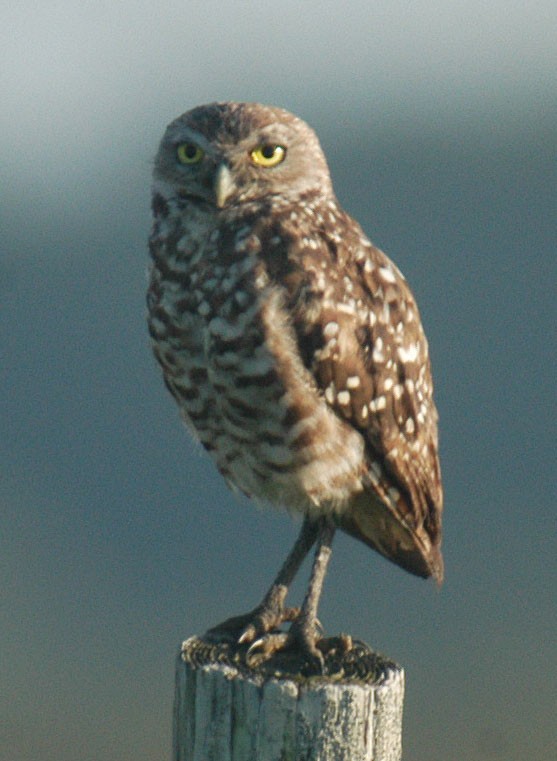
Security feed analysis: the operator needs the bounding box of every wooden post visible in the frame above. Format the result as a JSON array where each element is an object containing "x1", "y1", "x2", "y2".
[{"x1": 174, "y1": 635, "x2": 404, "y2": 761}]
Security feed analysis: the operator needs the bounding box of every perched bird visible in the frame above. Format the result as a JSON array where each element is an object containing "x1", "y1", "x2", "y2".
[{"x1": 147, "y1": 102, "x2": 443, "y2": 669}]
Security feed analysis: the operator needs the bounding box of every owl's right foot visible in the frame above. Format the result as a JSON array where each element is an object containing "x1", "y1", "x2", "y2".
[
  {"x1": 204, "y1": 585, "x2": 299, "y2": 645},
  {"x1": 205, "y1": 518, "x2": 321, "y2": 646}
]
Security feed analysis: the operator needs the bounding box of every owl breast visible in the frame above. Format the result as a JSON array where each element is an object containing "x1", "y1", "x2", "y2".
[{"x1": 147, "y1": 196, "x2": 367, "y2": 514}]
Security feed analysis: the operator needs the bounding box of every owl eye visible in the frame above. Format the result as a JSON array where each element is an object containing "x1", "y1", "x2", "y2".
[
  {"x1": 250, "y1": 144, "x2": 286, "y2": 167},
  {"x1": 177, "y1": 143, "x2": 204, "y2": 164}
]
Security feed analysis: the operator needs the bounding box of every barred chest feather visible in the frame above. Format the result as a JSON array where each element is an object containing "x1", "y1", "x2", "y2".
[{"x1": 147, "y1": 194, "x2": 367, "y2": 515}]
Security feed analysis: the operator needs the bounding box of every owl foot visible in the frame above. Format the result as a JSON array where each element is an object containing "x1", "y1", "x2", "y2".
[
  {"x1": 246, "y1": 616, "x2": 326, "y2": 674},
  {"x1": 204, "y1": 588, "x2": 299, "y2": 646}
]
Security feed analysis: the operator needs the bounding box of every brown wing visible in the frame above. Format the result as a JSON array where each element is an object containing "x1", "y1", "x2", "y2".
[{"x1": 282, "y1": 206, "x2": 443, "y2": 582}]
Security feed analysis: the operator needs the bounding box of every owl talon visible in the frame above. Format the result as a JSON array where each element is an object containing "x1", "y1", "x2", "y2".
[
  {"x1": 205, "y1": 604, "x2": 301, "y2": 646},
  {"x1": 244, "y1": 619, "x2": 325, "y2": 674},
  {"x1": 245, "y1": 632, "x2": 290, "y2": 666},
  {"x1": 237, "y1": 604, "x2": 299, "y2": 644},
  {"x1": 237, "y1": 627, "x2": 254, "y2": 645}
]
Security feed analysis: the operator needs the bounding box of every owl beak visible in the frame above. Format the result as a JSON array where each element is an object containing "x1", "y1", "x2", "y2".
[{"x1": 213, "y1": 164, "x2": 236, "y2": 208}]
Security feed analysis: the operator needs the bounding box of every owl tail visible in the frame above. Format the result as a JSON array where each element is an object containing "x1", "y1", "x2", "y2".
[{"x1": 339, "y1": 489, "x2": 444, "y2": 585}]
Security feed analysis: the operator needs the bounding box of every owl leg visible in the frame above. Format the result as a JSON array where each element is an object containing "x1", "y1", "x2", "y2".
[
  {"x1": 205, "y1": 515, "x2": 319, "y2": 644},
  {"x1": 247, "y1": 518, "x2": 336, "y2": 672}
]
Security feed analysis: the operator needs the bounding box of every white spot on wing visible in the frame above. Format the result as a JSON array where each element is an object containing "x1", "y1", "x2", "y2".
[
  {"x1": 379, "y1": 266, "x2": 397, "y2": 283},
  {"x1": 369, "y1": 396, "x2": 386, "y2": 412},
  {"x1": 372, "y1": 337, "x2": 385, "y2": 363},
  {"x1": 397, "y1": 344, "x2": 419, "y2": 363}
]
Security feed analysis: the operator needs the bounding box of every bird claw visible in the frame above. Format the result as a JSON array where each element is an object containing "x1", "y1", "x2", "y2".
[
  {"x1": 246, "y1": 632, "x2": 290, "y2": 666},
  {"x1": 237, "y1": 627, "x2": 255, "y2": 645},
  {"x1": 245, "y1": 622, "x2": 325, "y2": 674},
  {"x1": 205, "y1": 605, "x2": 300, "y2": 646},
  {"x1": 239, "y1": 604, "x2": 300, "y2": 643}
]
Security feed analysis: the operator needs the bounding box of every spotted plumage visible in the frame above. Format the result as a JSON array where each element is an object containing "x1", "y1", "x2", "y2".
[{"x1": 147, "y1": 102, "x2": 443, "y2": 665}]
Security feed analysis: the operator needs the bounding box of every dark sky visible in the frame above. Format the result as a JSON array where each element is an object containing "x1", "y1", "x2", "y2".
[{"x1": 2, "y1": 4, "x2": 556, "y2": 761}]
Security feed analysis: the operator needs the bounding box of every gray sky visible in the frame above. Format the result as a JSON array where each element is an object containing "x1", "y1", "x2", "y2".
[{"x1": 2, "y1": 1, "x2": 555, "y2": 182}]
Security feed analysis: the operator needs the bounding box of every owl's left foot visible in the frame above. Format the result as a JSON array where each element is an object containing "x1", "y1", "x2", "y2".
[
  {"x1": 246, "y1": 615, "x2": 325, "y2": 672},
  {"x1": 246, "y1": 621, "x2": 353, "y2": 675}
]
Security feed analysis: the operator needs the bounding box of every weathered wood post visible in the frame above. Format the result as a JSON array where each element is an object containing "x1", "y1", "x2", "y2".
[{"x1": 174, "y1": 635, "x2": 404, "y2": 760}]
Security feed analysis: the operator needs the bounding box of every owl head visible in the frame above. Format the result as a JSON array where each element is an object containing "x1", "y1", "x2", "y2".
[{"x1": 153, "y1": 102, "x2": 333, "y2": 208}]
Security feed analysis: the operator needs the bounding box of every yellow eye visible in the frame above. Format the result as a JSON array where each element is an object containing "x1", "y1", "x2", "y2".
[
  {"x1": 176, "y1": 143, "x2": 204, "y2": 164},
  {"x1": 250, "y1": 144, "x2": 286, "y2": 167}
]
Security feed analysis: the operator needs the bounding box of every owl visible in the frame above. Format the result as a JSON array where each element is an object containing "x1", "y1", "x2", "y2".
[{"x1": 147, "y1": 102, "x2": 443, "y2": 669}]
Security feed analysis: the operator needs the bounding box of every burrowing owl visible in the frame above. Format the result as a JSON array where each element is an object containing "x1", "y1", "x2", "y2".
[{"x1": 147, "y1": 102, "x2": 443, "y2": 668}]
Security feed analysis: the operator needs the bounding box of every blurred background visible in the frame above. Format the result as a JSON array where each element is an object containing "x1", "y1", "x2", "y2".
[{"x1": 1, "y1": 2, "x2": 555, "y2": 760}]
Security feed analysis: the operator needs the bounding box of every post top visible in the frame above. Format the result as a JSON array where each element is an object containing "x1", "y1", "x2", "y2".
[{"x1": 180, "y1": 634, "x2": 402, "y2": 687}]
